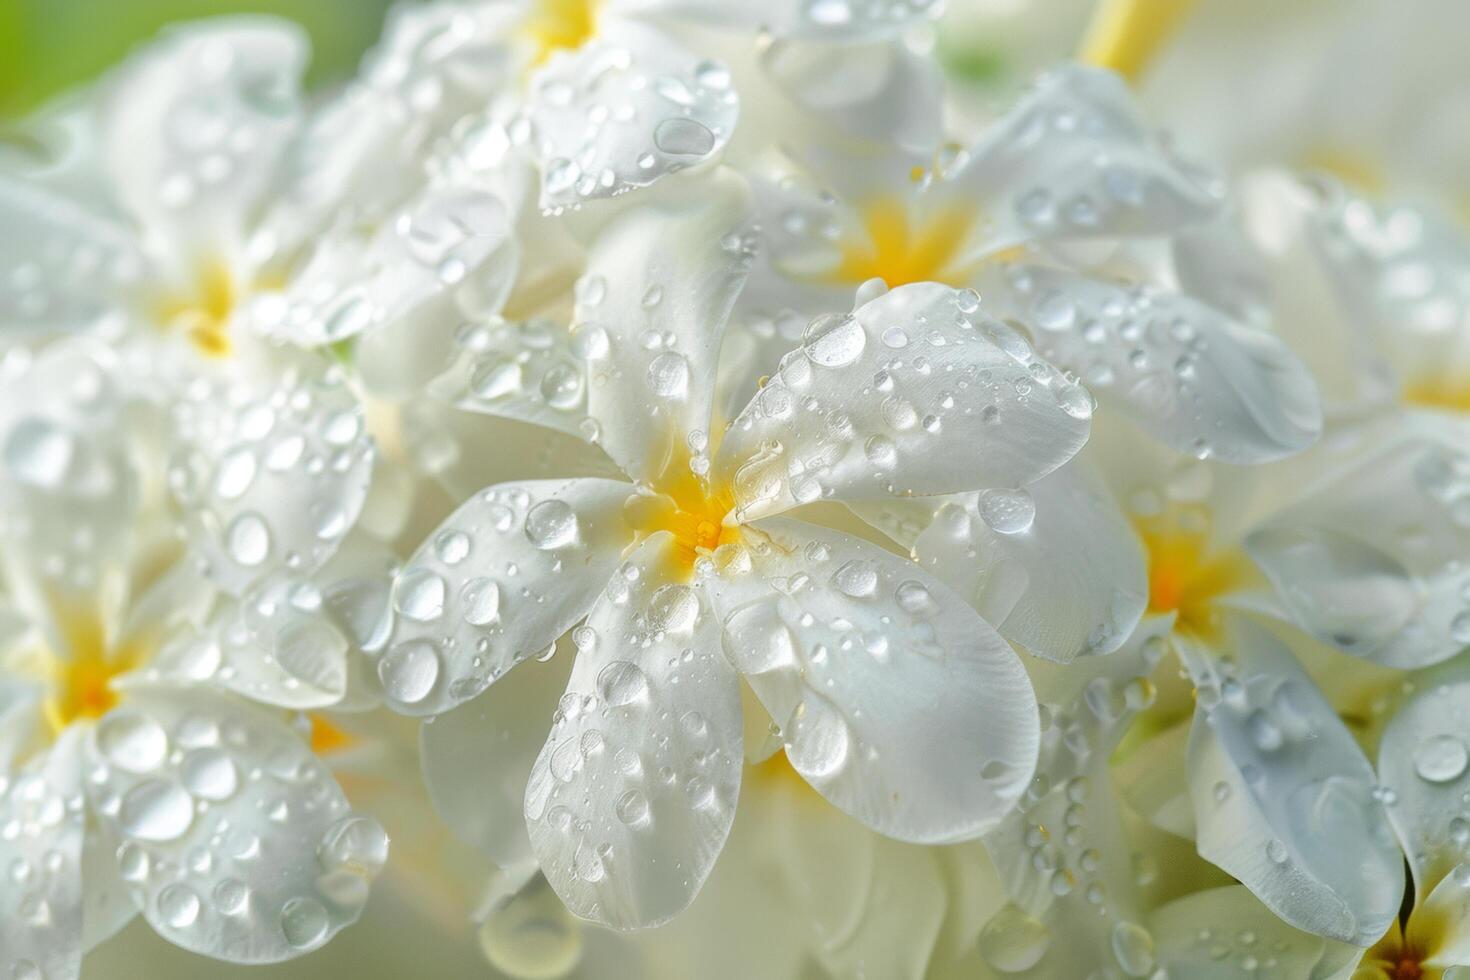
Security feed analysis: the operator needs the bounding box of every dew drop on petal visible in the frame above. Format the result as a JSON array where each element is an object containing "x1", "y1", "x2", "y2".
[
  {"x1": 226, "y1": 512, "x2": 271, "y2": 566},
  {"x1": 978, "y1": 488, "x2": 1036, "y2": 534},
  {"x1": 119, "y1": 778, "x2": 194, "y2": 842},
  {"x1": 596, "y1": 661, "x2": 650, "y2": 707},
  {"x1": 652, "y1": 117, "x2": 715, "y2": 156},
  {"x1": 157, "y1": 883, "x2": 201, "y2": 929},
  {"x1": 378, "y1": 640, "x2": 440, "y2": 704},
  {"x1": 525, "y1": 499, "x2": 579, "y2": 550},
  {"x1": 280, "y1": 896, "x2": 330, "y2": 949},
  {"x1": 96, "y1": 710, "x2": 168, "y2": 773},
  {"x1": 978, "y1": 903, "x2": 1051, "y2": 973},
  {"x1": 1415, "y1": 734, "x2": 1469, "y2": 784},
  {"x1": 802, "y1": 312, "x2": 866, "y2": 368}
]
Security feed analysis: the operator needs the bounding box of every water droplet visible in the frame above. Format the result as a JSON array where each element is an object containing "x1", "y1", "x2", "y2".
[
  {"x1": 157, "y1": 883, "x2": 201, "y2": 929},
  {"x1": 653, "y1": 118, "x2": 715, "y2": 156},
  {"x1": 646, "y1": 351, "x2": 691, "y2": 400},
  {"x1": 213, "y1": 878, "x2": 250, "y2": 915},
  {"x1": 393, "y1": 567, "x2": 446, "y2": 622},
  {"x1": 978, "y1": 489, "x2": 1035, "y2": 534},
  {"x1": 180, "y1": 747, "x2": 238, "y2": 801},
  {"x1": 803, "y1": 313, "x2": 867, "y2": 368},
  {"x1": 1415, "y1": 734, "x2": 1469, "y2": 784},
  {"x1": 120, "y1": 778, "x2": 193, "y2": 842},
  {"x1": 978, "y1": 903, "x2": 1051, "y2": 973},
  {"x1": 378, "y1": 640, "x2": 440, "y2": 704},
  {"x1": 226, "y1": 512, "x2": 271, "y2": 566},
  {"x1": 785, "y1": 696, "x2": 849, "y2": 779},
  {"x1": 280, "y1": 896, "x2": 329, "y2": 949},
  {"x1": 471, "y1": 357, "x2": 522, "y2": 400},
  {"x1": 214, "y1": 448, "x2": 257, "y2": 499},
  {"x1": 832, "y1": 560, "x2": 878, "y2": 598},
  {"x1": 461, "y1": 577, "x2": 501, "y2": 626},
  {"x1": 647, "y1": 584, "x2": 699, "y2": 633},
  {"x1": 612, "y1": 791, "x2": 650, "y2": 829},
  {"x1": 596, "y1": 661, "x2": 650, "y2": 707},
  {"x1": 96, "y1": 710, "x2": 168, "y2": 773},
  {"x1": 525, "y1": 500, "x2": 579, "y2": 550},
  {"x1": 1110, "y1": 921, "x2": 1156, "y2": 977}
]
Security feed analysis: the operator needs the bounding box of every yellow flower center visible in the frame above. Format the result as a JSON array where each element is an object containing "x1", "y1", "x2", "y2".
[
  {"x1": 40, "y1": 606, "x2": 144, "y2": 733},
  {"x1": 156, "y1": 259, "x2": 238, "y2": 358},
  {"x1": 1077, "y1": 0, "x2": 1197, "y2": 82},
  {"x1": 523, "y1": 0, "x2": 599, "y2": 65},
  {"x1": 1403, "y1": 375, "x2": 1470, "y2": 414},
  {"x1": 1300, "y1": 145, "x2": 1386, "y2": 197},
  {"x1": 830, "y1": 195, "x2": 978, "y2": 288},
  {"x1": 1137, "y1": 506, "x2": 1250, "y2": 640},
  {"x1": 1362, "y1": 916, "x2": 1434, "y2": 980},
  {"x1": 625, "y1": 459, "x2": 738, "y2": 577}
]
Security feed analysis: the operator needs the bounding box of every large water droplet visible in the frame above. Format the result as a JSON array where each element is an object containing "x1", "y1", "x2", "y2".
[
  {"x1": 461, "y1": 577, "x2": 502, "y2": 626},
  {"x1": 280, "y1": 896, "x2": 329, "y2": 949},
  {"x1": 646, "y1": 351, "x2": 691, "y2": 400},
  {"x1": 180, "y1": 747, "x2": 239, "y2": 801},
  {"x1": 978, "y1": 903, "x2": 1051, "y2": 972},
  {"x1": 647, "y1": 584, "x2": 699, "y2": 633},
  {"x1": 96, "y1": 710, "x2": 168, "y2": 773},
  {"x1": 1415, "y1": 734, "x2": 1469, "y2": 784},
  {"x1": 378, "y1": 640, "x2": 440, "y2": 704},
  {"x1": 157, "y1": 883, "x2": 201, "y2": 929},
  {"x1": 803, "y1": 313, "x2": 867, "y2": 368},
  {"x1": 525, "y1": 499, "x2": 579, "y2": 550},
  {"x1": 978, "y1": 488, "x2": 1036, "y2": 534},
  {"x1": 785, "y1": 696, "x2": 850, "y2": 780},
  {"x1": 596, "y1": 661, "x2": 651, "y2": 707},
  {"x1": 393, "y1": 567, "x2": 447, "y2": 622},
  {"x1": 653, "y1": 117, "x2": 715, "y2": 156},
  {"x1": 119, "y1": 778, "x2": 194, "y2": 842},
  {"x1": 832, "y1": 560, "x2": 878, "y2": 599},
  {"x1": 226, "y1": 512, "x2": 271, "y2": 567}
]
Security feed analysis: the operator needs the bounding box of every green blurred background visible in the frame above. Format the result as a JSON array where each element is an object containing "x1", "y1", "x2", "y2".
[{"x1": 0, "y1": 0, "x2": 398, "y2": 117}]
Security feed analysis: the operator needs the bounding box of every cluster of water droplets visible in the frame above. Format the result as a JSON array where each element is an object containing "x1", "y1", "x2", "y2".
[
  {"x1": 85, "y1": 690, "x2": 386, "y2": 959},
  {"x1": 977, "y1": 625, "x2": 1168, "y2": 976},
  {"x1": 518, "y1": 41, "x2": 737, "y2": 213},
  {"x1": 524, "y1": 546, "x2": 740, "y2": 926},
  {"x1": 167, "y1": 361, "x2": 374, "y2": 592},
  {"x1": 724, "y1": 285, "x2": 1091, "y2": 522}
]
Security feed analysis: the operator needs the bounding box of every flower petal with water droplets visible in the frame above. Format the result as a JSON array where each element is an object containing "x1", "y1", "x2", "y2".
[
  {"x1": 952, "y1": 64, "x2": 1221, "y2": 255},
  {"x1": 1149, "y1": 886, "x2": 1330, "y2": 979},
  {"x1": 380, "y1": 477, "x2": 635, "y2": 715},
  {"x1": 1376, "y1": 657, "x2": 1470, "y2": 900},
  {"x1": 86, "y1": 686, "x2": 387, "y2": 963},
  {"x1": 1184, "y1": 614, "x2": 1402, "y2": 946},
  {"x1": 525, "y1": 534, "x2": 742, "y2": 929},
  {"x1": 1247, "y1": 419, "x2": 1470, "y2": 669},
  {"x1": 706, "y1": 517, "x2": 1038, "y2": 843},
  {"x1": 985, "y1": 264, "x2": 1322, "y2": 463},
  {"x1": 715, "y1": 282, "x2": 1091, "y2": 522},
  {"x1": 524, "y1": 21, "x2": 738, "y2": 212},
  {"x1": 650, "y1": 0, "x2": 942, "y2": 41},
  {"x1": 577, "y1": 168, "x2": 754, "y2": 484},
  {"x1": 914, "y1": 459, "x2": 1146, "y2": 662},
  {"x1": 422, "y1": 653, "x2": 572, "y2": 873},
  {"x1": 168, "y1": 355, "x2": 374, "y2": 595},
  {"x1": 0, "y1": 728, "x2": 85, "y2": 980},
  {"x1": 99, "y1": 18, "x2": 308, "y2": 269}
]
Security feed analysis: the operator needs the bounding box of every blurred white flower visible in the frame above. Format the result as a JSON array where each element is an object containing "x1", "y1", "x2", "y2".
[{"x1": 0, "y1": 341, "x2": 388, "y2": 979}]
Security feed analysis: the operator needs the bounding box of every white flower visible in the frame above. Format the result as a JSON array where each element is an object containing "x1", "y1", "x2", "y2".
[
  {"x1": 375, "y1": 165, "x2": 1120, "y2": 928},
  {"x1": 0, "y1": 342, "x2": 388, "y2": 978}
]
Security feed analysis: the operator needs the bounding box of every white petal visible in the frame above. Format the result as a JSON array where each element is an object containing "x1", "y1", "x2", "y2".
[
  {"x1": 525, "y1": 534, "x2": 742, "y2": 928},
  {"x1": 1247, "y1": 419, "x2": 1470, "y2": 669},
  {"x1": 577, "y1": 168, "x2": 754, "y2": 483},
  {"x1": 204, "y1": 573, "x2": 351, "y2": 709},
  {"x1": 86, "y1": 686, "x2": 386, "y2": 962},
  {"x1": 1185, "y1": 614, "x2": 1402, "y2": 946},
  {"x1": 99, "y1": 18, "x2": 308, "y2": 268},
  {"x1": 714, "y1": 282, "x2": 1091, "y2": 523},
  {"x1": 0, "y1": 341, "x2": 146, "y2": 619},
  {"x1": 0, "y1": 176, "x2": 143, "y2": 337},
  {"x1": 987, "y1": 264, "x2": 1322, "y2": 462},
  {"x1": 954, "y1": 64, "x2": 1221, "y2": 255},
  {"x1": 632, "y1": 0, "x2": 941, "y2": 40},
  {"x1": 263, "y1": 3, "x2": 522, "y2": 247},
  {"x1": 168, "y1": 354, "x2": 374, "y2": 595},
  {"x1": 256, "y1": 187, "x2": 516, "y2": 356},
  {"x1": 913, "y1": 459, "x2": 1146, "y2": 662},
  {"x1": 0, "y1": 728, "x2": 85, "y2": 980},
  {"x1": 1376, "y1": 658, "x2": 1470, "y2": 901},
  {"x1": 706, "y1": 517, "x2": 1038, "y2": 842},
  {"x1": 524, "y1": 21, "x2": 738, "y2": 212},
  {"x1": 421, "y1": 652, "x2": 571, "y2": 872},
  {"x1": 1149, "y1": 886, "x2": 1329, "y2": 979},
  {"x1": 381, "y1": 477, "x2": 634, "y2": 715}
]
